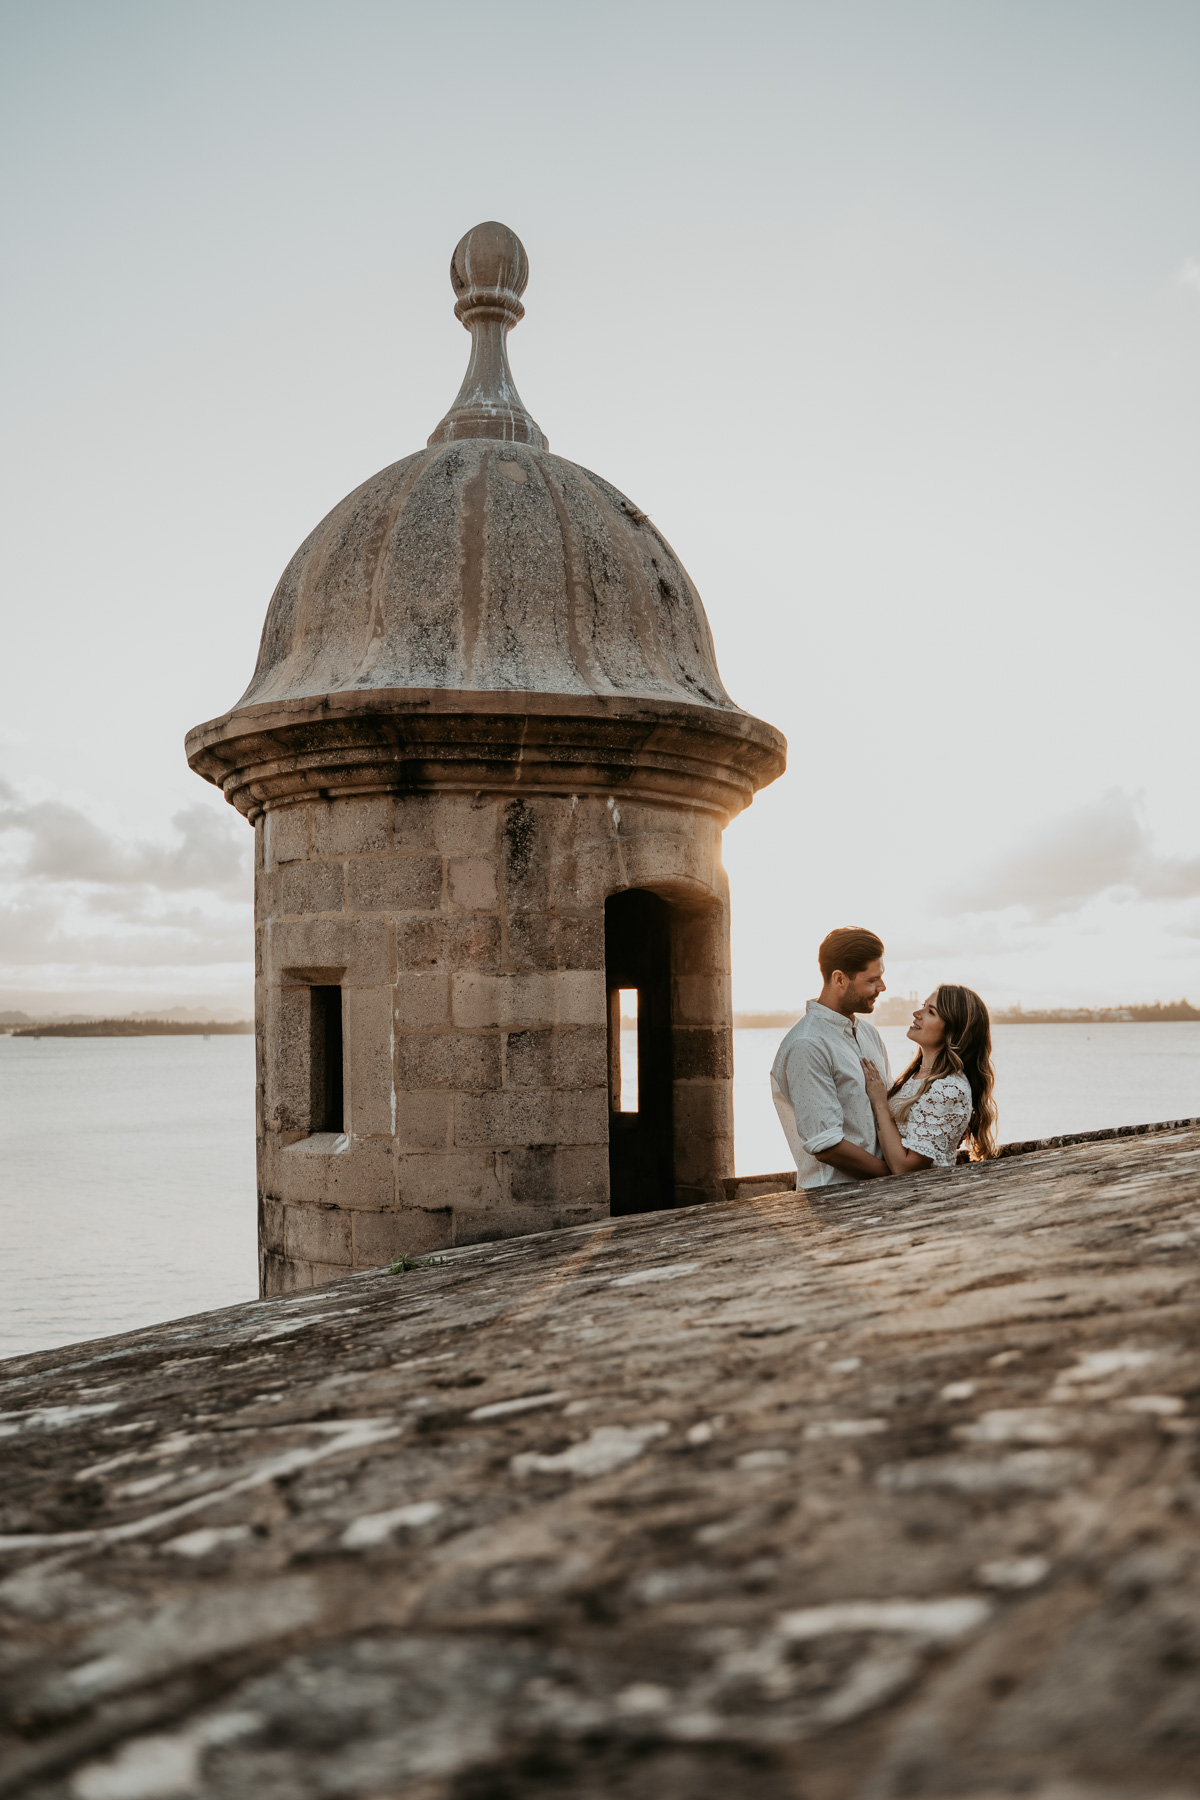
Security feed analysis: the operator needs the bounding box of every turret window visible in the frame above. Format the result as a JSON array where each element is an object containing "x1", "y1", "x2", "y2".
[
  {"x1": 309, "y1": 985, "x2": 344, "y2": 1135},
  {"x1": 605, "y1": 891, "x2": 674, "y2": 1214},
  {"x1": 613, "y1": 989, "x2": 639, "y2": 1113}
]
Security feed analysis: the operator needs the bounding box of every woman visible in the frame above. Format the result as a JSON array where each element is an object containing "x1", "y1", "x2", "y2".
[{"x1": 861, "y1": 985, "x2": 997, "y2": 1174}]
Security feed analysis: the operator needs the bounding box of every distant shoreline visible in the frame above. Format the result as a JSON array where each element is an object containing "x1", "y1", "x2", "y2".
[
  {"x1": 8, "y1": 1020, "x2": 254, "y2": 1038},
  {"x1": 732, "y1": 1007, "x2": 1200, "y2": 1029},
  {"x1": 991, "y1": 1010, "x2": 1200, "y2": 1025},
  {"x1": 5, "y1": 1010, "x2": 1197, "y2": 1040}
]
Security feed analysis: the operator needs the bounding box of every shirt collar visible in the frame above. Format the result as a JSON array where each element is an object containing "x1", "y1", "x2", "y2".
[{"x1": 806, "y1": 999, "x2": 858, "y2": 1034}]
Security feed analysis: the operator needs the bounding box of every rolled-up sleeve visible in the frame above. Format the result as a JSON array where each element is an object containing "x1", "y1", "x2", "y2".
[{"x1": 782, "y1": 1040, "x2": 844, "y2": 1155}]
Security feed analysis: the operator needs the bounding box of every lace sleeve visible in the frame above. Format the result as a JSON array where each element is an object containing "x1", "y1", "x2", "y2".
[{"x1": 900, "y1": 1076, "x2": 972, "y2": 1166}]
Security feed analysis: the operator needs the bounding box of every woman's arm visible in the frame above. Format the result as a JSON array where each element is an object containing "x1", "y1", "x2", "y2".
[{"x1": 861, "y1": 1061, "x2": 933, "y2": 1177}]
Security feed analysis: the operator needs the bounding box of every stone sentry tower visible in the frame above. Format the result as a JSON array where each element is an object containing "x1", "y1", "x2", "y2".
[{"x1": 187, "y1": 223, "x2": 786, "y2": 1294}]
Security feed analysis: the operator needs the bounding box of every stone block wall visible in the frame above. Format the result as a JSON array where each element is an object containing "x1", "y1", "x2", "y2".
[{"x1": 253, "y1": 789, "x2": 733, "y2": 1294}]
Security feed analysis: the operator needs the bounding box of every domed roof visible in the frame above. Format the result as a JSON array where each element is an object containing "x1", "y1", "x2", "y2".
[
  {"x1": 239, "y1": 438, "x2": 734, "y2": 711},
  {"x1": 187, "y1": 223, "x2": 785, "y2": 823},
  {"x1": 237, "y1": 222, "x2": 735, "y2": 715}
]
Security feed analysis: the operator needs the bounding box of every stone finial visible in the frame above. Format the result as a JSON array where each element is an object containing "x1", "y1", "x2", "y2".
[{"x1": 428, "y1": 222, "x2": 548, "y2": 450}]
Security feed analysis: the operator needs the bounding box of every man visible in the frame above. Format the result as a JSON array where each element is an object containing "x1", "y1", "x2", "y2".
[{"x1": 771, "y1": 927, "x2": 892, "y2": 1188}]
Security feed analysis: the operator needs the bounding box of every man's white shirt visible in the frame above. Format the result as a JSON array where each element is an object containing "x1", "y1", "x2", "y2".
[{"x1": 770, "y1": 1001, "x2": 892, "y2": 1189}]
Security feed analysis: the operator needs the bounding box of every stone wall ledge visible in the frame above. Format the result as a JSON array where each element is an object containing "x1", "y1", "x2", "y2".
[
  {"x1": 3, "y1": 1125, "x2": 1200, "y2": 1796},
  {"x1": 721, "y1": 1114, "x2": 1200, "y2": 1203}
]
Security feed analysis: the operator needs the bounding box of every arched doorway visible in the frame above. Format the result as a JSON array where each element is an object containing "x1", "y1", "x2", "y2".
[{"x1": 605, "y1": 888, "x2": 675, "y2": 1214}]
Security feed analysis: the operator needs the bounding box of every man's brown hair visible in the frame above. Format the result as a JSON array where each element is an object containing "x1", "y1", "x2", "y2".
[{"x1": 818, "y1": 927, "x2": 884, "y2": 983}]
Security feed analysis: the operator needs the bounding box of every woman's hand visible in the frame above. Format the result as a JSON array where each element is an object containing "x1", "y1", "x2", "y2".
[
  {"x1": 861, "y1": 1058, "x2": 889, "y2": 1113},
  {"x1": 862, "y1": 1058, "x2": 933, "y2": 1177}
]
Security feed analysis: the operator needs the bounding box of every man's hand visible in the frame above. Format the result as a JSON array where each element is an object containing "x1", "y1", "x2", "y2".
[{"x1": 814, "y1": 1139, "x2": 890, "y2": 1179}]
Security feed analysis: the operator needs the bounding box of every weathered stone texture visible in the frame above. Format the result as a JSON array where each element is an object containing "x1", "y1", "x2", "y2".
[{"x1": 2, "y1": 1125, "x2": 1199, "y2": 1797}]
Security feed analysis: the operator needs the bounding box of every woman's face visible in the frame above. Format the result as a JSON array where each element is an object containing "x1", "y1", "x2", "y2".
[{"x1": 907, "y1": 993, "x2": 947, "y2": 1052}]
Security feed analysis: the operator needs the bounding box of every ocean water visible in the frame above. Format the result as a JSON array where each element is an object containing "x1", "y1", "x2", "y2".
[
  {"x1": 2, "y1": 1025, "x2": 1197, "y2": 1361},
  {"x1": 0, "y1": 1036, "x2": 258, "y2": 1363}
]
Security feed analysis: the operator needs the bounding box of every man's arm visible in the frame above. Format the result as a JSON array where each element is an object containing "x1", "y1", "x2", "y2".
[{"x1": 814, "y1": 1140, "x2": 890, "y2": 1179}]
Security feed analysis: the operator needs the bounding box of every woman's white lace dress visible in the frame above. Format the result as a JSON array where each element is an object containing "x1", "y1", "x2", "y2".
[{"x1": 889, "y1": 1073, "x2": 972, "y2": 1165}]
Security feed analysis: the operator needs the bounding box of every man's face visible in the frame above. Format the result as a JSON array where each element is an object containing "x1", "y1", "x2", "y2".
[{"x1": 844, "y1": 959, "x2": 886, "y2": 1013}]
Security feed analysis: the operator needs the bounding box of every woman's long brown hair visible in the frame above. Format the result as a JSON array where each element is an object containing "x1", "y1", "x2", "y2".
[{"x1": 887, "y1": 984, "x2": 997, "y2": 1160}]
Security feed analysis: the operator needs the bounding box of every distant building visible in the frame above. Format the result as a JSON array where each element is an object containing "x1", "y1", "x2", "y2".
[
  {"x1": 187, "y1": 223, "x2": 785, "y2": 1294},
  {"x1": 874, "y1": 992, "x2": 919, "y2": 1027},
  {"x1": 994, "y1": 1002, "x2": 1198, "y2": 1024}
]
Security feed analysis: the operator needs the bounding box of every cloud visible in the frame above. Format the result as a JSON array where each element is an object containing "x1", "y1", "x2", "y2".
[
  {"x1": 0, "y1": 777, "x2": 252, "y2": 993},
  {"x1": 943, "y1": 790, "x2": 1200, "y2": 921},
  {"x1": 1180, "y1": 258, "x2": 1200, "y2": 297},
  {"x1": 0, "y1": 783, "x2": 250, "y2": 900},
  {"x1": 886, "y1": 917, "x2": 1055, "y2": 961},
  {"x1": 0, "y1": 895, "x2": 250, "y2": 970}
]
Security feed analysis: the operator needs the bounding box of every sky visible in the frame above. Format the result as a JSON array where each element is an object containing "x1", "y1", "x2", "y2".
[{"x1": 1, "y1": 0, "x2": 1198, "y2": 1016}]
